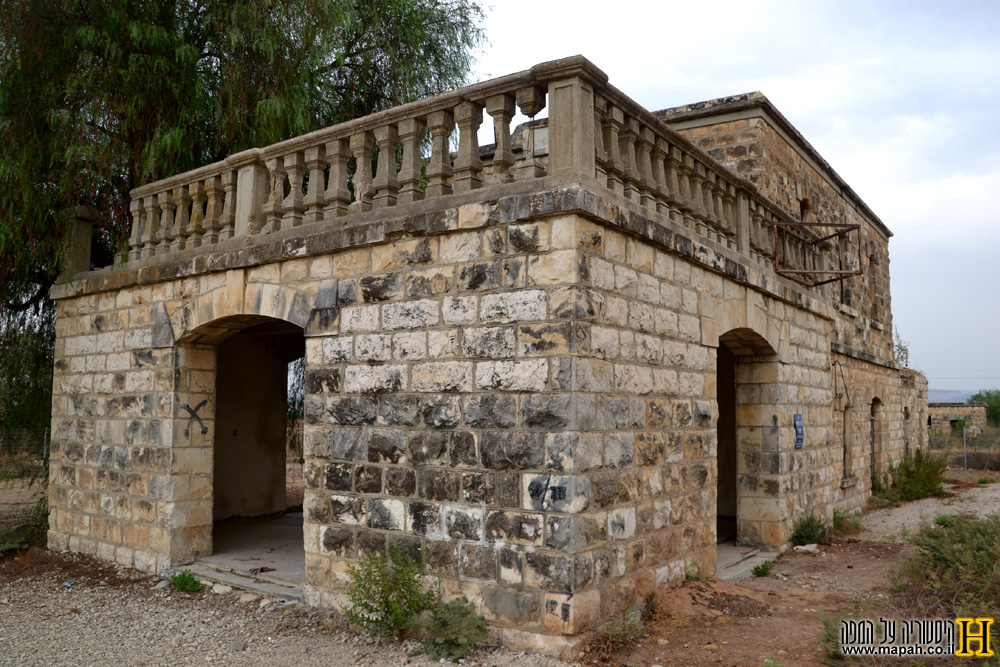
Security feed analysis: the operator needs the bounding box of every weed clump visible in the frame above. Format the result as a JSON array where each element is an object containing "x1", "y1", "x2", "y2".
[
  {"x1": 415, "y1": 596, "x2": 487, "y2": 661},
  {"x1": 831, "y1": 508, "x2": 862, "y2": 535},
  {"x1": 889, "y1": 448, "x2": 947, "y2": 501},
  {"x1": 345, "y1": 546, "x2": 435, "y2": 641},
  {"x1": 169, "y1": 569, "x2": 201, "y2": 593},
  {"x1": 791, "y1": 513, "x2": 828, "y2": 546},
  {"x1": 752, "y1": 560, "x2": 773, "y2": 577}
]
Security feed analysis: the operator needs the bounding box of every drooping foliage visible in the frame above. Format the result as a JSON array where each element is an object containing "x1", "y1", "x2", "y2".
[{"x1": 0, "y1": 0, "x2": 485, "y2": 425}]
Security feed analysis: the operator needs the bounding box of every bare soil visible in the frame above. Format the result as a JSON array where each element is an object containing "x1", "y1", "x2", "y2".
[
  {"x1": 590, "y1": 471, "x2": 1000, "y2": 667},
  {"x1": 4, "y1": 465, "x2": 999, "y2": 666},
  {"x1": 591, "y1": 541, "x2": 905, "y2": 667}
]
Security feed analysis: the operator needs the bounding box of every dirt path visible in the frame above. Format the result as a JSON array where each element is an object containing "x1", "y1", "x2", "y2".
[{"x1": 600, "y1": 474, "x2": 998, "y2": 667}]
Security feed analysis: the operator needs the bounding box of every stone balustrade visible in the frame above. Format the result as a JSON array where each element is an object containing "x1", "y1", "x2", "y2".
[{"x1": 124, "y1": 56, "x2": 808, "y2": 284}]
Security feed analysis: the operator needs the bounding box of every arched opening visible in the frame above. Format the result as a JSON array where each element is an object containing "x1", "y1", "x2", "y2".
[
  {"x1": 870, "y1": 398, "x2": 882, "y2": 484},
  {"x1": 716, "y1": 328, "x2": 780, "y2": 546},
  {"x1": 175, "y1": 316, "x2": 306, "y2": 582}
]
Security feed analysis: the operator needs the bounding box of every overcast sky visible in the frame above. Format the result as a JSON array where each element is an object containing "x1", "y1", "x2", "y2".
[{"x1": 472, "y1": 0, "x2": 1000, "y2": 397}]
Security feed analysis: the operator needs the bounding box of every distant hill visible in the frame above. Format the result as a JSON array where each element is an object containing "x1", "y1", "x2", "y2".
[{"x1": 928, "y1": 389, "x2": 975, "y2": 404}]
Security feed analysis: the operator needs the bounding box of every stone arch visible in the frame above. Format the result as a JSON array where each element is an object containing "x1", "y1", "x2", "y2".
[
  {"x1": 162, "y1": 269, "x2": 321, "y2": 348},
  {"x1": 703, "y1": 296, "x2": 783, "y2": 359},
  {"x1": 715, "y1": 326, "x2": 784, "y2": 547}
]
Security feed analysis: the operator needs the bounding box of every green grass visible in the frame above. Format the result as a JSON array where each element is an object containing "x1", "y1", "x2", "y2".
[
  {"x1": 752, "y1": 560, "x2": 773, "y2": 577},
  {"x1": 169, "y1": 569, "x2": 201, "y2": 593}
]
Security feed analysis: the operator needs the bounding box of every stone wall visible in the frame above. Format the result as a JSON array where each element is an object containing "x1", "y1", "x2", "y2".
[
  {"x1": 928, "y1": 403, "x2": 987, "y2": 435},
  {"x1": 660, "y1": 94, "x2": 896, "y2": 363}
]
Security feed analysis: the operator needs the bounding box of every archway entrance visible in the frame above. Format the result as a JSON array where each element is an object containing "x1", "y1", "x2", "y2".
[
  {"x1": 179, "y1": 317, "x2": 306, "y2": 582},
  {"x1": 715, "y1": 328, "x2": 780, "y2": 546}
]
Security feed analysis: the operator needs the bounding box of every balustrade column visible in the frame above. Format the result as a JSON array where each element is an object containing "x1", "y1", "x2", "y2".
[
  {"x1": 651, "y1": 137, "x2": 669, "y2": 217},
  {"x1": 141, "y1": 196, "x2": 160, "y2": 259},
  {"x1": 282, "y1": 151, "x2": 306, "y2": 228},
  {"x1": 454, "y1": 102, "x2": 484, "y2": 192},
  {"x1": 703, "y1": 171, "x2": 719, "y2": 241},
  {"x1": 426, "y1": 111, "x2": 454, "y2": 198},
  {"x1": 373, "y1": 125, "x2": 400, "y2": 206},
  {"x1": 735, "y1": 189, "x2": 749, "y2": 256},
  {"x1": 171, "y1": 186, "x2": 191, "y2": 252},
  {"x1": 397, "y1": 118, "x2": 426, "y2": 203},
  {"x1": 619, "y1": 117, "x2": 640, "y2": 203},
  {"x1": 303, "y1": 146, "x2": 327, "y2": 224},
  {"x1": 203, "y1": 176, "x2": 223, "y2": 244},
  {"x1": 128, "y1": 199, "x2": 144, "y2": 262},
  {"x1": 677, "y1": 154, "x2": 695, "y2": 229},
  {"x1": 349, "y1": 131, "x2": 375, "y2": 213},
  {"x1": 186, "y1": 181, "x2": 205, "y2": 249},
  {"x1": 156, "y1": 191, "x2": 174, "y2": 254},
  {"x1": 637, "y1": 125, "x2": 656, "y2": 210},
  {"x1": 324, "y1": 138, "x2": 351, "y2": 220},
  {"x1": 601, "y1": 104, "x2": 624, "y2": 195},
  {"x1": 219, "y1": 170, "x2": 236, "y2": 240},
  {"x1": 261, "y1": 157, "x2": 286, "y2": 232},
  {"x1": 486, "y1": 94, "x2": 515, "y2": 183}
]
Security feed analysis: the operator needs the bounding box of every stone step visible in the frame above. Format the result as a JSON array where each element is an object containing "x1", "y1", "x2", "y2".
[
  {"x1": 715, "y1": 547, "x2": 779, "y2": 582},
  {"x1": 185, "y1": 561, "x2": 306, "y2": 605}
]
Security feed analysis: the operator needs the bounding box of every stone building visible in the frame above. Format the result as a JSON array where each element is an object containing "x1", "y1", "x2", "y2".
[
  {"x1": 46, "y1": 57, "x2": 926, "y2": 656},
  {"x1": 928, "y1": 403, "x2": 988, "y2": 436}
]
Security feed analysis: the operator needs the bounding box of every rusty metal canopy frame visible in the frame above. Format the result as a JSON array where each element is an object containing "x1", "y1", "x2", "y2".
[{"x1": 773, "y1": 221, "x2": 862, "y2": 287}]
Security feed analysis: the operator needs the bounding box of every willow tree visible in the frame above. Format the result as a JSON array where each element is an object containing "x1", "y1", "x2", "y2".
[{"x1": 0, "y1": 0, "x2": 486, "y2": 428}]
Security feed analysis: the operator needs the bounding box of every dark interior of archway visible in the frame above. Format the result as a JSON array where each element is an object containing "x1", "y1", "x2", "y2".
[
  {"x1": 717, "y1": 343, "x2": 738, "y2": 543},
  {"x1": 213, "y1": 320, "x2": 305, "y2": 524}
]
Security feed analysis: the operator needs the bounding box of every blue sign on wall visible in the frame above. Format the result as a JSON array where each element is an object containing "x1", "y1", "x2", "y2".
[{"x1": 794, "y1": 413, "x2": 804, "y2": 449}]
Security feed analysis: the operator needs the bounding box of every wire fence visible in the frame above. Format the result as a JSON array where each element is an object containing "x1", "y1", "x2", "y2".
[{"x1": 0, "y1": 428, "x2": 48, "y2": 460}]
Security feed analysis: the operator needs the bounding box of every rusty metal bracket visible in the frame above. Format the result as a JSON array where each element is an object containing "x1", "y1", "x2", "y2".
[{"x1": 773, "y1": 221, "x2": 862, "y2": 287}]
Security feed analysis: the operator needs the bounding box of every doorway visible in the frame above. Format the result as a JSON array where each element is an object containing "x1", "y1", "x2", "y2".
[
  {"x1": 717, "y1": 344, "x2": 738, "y2": 542},
  {"x1": 203, "y1": 319, "x2": 306, "y2": 581},
  {"x1": 715, "y1": 327, "x2": 780, "y2": 546}
]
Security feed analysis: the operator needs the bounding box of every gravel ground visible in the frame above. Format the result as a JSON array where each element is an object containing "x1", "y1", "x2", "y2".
[
  {"x1": 858, "y1": 476, "x2": 1000, "y2": 541},
  {"x1": 0, "y1": 551, "x2": 576, "y2": 667}
]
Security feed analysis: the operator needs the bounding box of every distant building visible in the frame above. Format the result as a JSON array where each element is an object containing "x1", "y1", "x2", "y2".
[{"x1": 928, "y1": 402, "x2": 988, "y2": 435}]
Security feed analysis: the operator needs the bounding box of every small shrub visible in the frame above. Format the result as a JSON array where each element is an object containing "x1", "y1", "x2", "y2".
[
  {"x1": 889, "y1": 448, "x2": 947, "y2": 501},
  {"x1": 934, "y1": 514, "x2": 954, "y2": 527},
  {"x1": 869, "y1": 473, "x2": 901, "y2": 509},
  {"x1": 831, "y1": 508, "x2": 862, "y2": 534},
  {"x1": 169, "y1": 569, "x2": 201, "y2": 593},
  {"x1": 752, "y1": 560, "x2": 773, "y2": 577},
  {"x1": 602, "y1": 602, "x2": 644, "y2": 649},
  {"x1": 642, "y1": 590, "x2": 658, "y2": 621},
  {"x1": 417, "y1": 596, "x2": 487, "y2": 661},
  {"x1": 816, "y1": 612, "x2": 850, "y2": 667},
  {"x1": 791, "y1": 513, "x2": 828, "y2": 546},
  {"x1": 345, "y1": 546, "x2": 436, "y2": 640}
]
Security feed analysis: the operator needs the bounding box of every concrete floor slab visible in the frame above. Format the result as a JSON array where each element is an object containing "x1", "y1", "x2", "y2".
[
  {"x1": 715, "y1": 540, "x2": 779, "y2": 581},
  {"x1": 191, "y1": 512, "x2": 307, "y2": 601}
]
